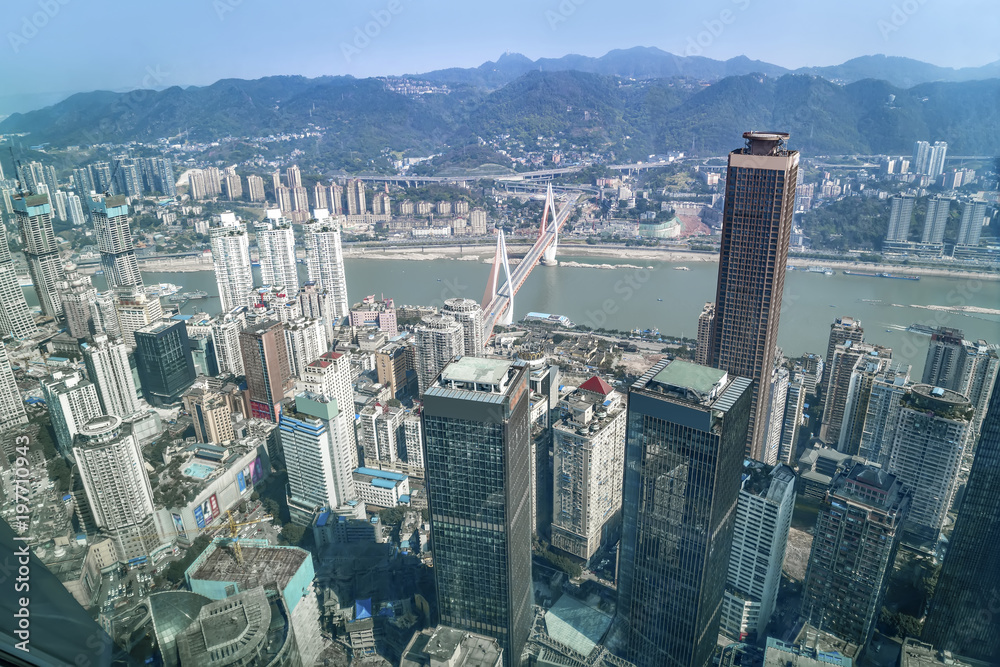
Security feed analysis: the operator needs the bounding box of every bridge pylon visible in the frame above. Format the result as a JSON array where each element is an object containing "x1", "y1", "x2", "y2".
[
  {"x1": 482, "y1": 228, "x2": 514, "y2": 326},
  {"x1": 541, "y1": 183, "x2": 559, "y2": 266}
]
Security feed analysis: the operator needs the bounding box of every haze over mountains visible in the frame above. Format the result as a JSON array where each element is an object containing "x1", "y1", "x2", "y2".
[{"x1": 2, "y1": 48, "x2": 999, "y2": 164}]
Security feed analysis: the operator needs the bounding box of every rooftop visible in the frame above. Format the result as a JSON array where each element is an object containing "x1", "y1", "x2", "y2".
[
  {"x1": 441, "y1": 356, "x2": 513, "y2": 387},
  {"x1": 899, "y1": 638, "x2": 991, "y2": 667},
  {"x1": 651, "y1": 360, "x2": 727, "y2": 398},
  {"x1": 764, "y1": 638, "x2": 852, "y2": 667},
  {"x1": 401, "y1": 625, "x2": 503, "y2": 667}
]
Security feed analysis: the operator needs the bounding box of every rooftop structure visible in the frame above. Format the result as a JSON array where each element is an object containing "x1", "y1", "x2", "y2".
[
  {"x1": 763, "y1": 638, "x2": 852, "y2": 667},
  {"x1": 401, "y1": 625, "x2": 503, "y2": 667}
]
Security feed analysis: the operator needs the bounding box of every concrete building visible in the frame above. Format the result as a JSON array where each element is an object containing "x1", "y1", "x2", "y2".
[
  {"x1": 720, "y1": 463, "x2": 796, "y2": 641},
  {"x1": 182, "y1": 385, "x2": 236, "y2": 444},
  {"x1": 74, "y1": 415, "x2": 160, "y2": 564},
  {"x1": 550, "y1": 376, "x2": 626, "y2": 564},
  {"x1": 836, "y1": 349, "x2": 898, "y2": 455},
  {"x1": 922, "y1": 371, "x2": 1000, "y2": 663},
  {"x1": 134, "y1": 320, "x2": 197, "y2": 406},
  {"x1": 0, "y1": 342, "x2": 28, "y2": 432},
  {"x1": 921, "y1": 196, "x2": 951, "y2": 245},
  {"x1": 240, "y1": 320, "x2": 292, "y2": 421},
  {"x1": 442, "y1": 298, "x2": 484, "y2": 355},
  {"x1": 414, "y1": 313, "x2": 464, "y2": 394},
  {"x1": 401, "y1": 625, "x2": 503, "y2": 667},
  {"x1": 822, "y1": 342, "x2": 891, "y2": 447},
  {"x1": 346, "y1": 179, "x2": 366, "y2": 215},
  {"x1": 695, "y1": 301, "x2": 714, "y2": 366},
  {"x1": 349, "y1": 295, "x2": 398, "y2": 336},
  {"x1": 779, "y1": 372, "x2": 806, "y2": 464},
  {"x1": 423, "y1": 357, "x2": 532, "y2": 667},
  {"x1": 90, "y1": 290, "x2": 120, "y2": 340},
  {"x1": 376, "y1": 341, "x2": 414, "y2": 399},
  {"x1": 210, "y1": 212, "x2": 253, "y2": 313},
  {"x1": 41, "y1": 370, "x2": 103, "y2": 456},
  {"x1": 886, "y1": 384, "x2": 972, "y2": 541},
  {"x1": 763, "y1": 638, "x2": 853, "y2": 667},
  {"x1": 210, "y1": 311, "x2": 246, "y2": 376},
  {"x1": 184, "y1": 540, "x2": 322, "y2": 666},
  {"x1": 246, "y1": 174, "x2": 265, "y2": 202},
  {"x1": 885, "y1": 194, "x2": 915, "y2": 243},
  {"x1": 283, "y1": 317, "x2": 327, "y2": 380},
  {"x1": 617, "y1": 359, "x2": 753, "y2": 667},
  {"x1": 255, "y1": 211, "x2": 299, "y2": 293},
  {"x1": 114, "y1": 286, "x2": 163, "y2": 347},
  {"x1": 56, "y1": 265, "x2": 97, "y2": 339},
  {"x1": 897, "y1": 639, "x2": 988, "y2": 667},
  {"x1": 761, "y1": 365, "x2": 789, "y2": 465},
  {"x1": 89, "y1": 195, "x2": 143, "y2": 289},
  {"x1": 823, "y1": 317, "x2": 864, "y2": 395},
  {"x1": 82, "y1": 335, "x2": 141, "y2": 419},
  {"x1": 353, "y1": 466, "x2": 409, "y2": 508},
  {"x1": 707, "y1": 132, "x2": 799, "y2": 461},
  {"x1": 359, "y1": 401, "x2": 405, "y2": 467},
  {"x1": 854, "y1": 364, "x2": 910, "y2": 466},
  {"x1": 956, "y1": 199, "x2": 988, "y2": 247},
  {"x1": 802, "y1": 463, "x2": 910, "y2": 649},
  {"x1": 299, "y1": 350, "x2": 358, "y2": 471},
  {"x1": 469, "y1": 208, "x2": 488, "y2": 235},
  {"x1": 15, "y1": 193, "x2": 66, "y2": 318},
  {"x1": 302, "y1": 209, "x2": 350, "y2": 322},
  {"x1": 0, "y1": 229, "x2": 37, "y2": 339}
]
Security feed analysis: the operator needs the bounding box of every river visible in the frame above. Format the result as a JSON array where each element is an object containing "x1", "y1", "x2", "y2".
[{"x1": 36, "y1": 256, "x2": 1000, "y2": 379}]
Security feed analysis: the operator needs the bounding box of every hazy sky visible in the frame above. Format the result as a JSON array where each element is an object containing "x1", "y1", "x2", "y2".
[{"x1": 2, "y1": 0, "x2": 997, "y2": 115}]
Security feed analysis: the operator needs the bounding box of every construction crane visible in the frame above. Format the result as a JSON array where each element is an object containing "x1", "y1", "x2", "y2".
[{"x1": 224, "y1": 510, "x2": 273, "y2": 565}]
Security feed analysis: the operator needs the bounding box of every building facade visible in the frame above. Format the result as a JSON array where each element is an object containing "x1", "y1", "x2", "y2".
[
  {"x1": 210, "y1": 212, "x2": 253, "y2": 313},
  {"x1": 82, "y1": 335, "x2": 141, "y2": 418},
  {"x1": 134, "y1": 320, "x2": 197, "y2": 406},
  {"x1": 15, "y1": 194, "x2": 66, "y2": 318}
]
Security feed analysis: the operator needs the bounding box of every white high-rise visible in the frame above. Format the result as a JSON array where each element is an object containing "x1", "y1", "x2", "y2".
[
  {"x1": 921, "y1": 196, "x2": 951, "y2": 245},
  {"x1": 73, "y1": 415, "x2": 159, "y2": 562},
  {"x1": 41, "y1": 371, "x2": 104, "y2": 456},
  {"x1": 66, "y1": 193, "x2": 86, "y2": 227},
  {"x1": 885, "y1": 194, "x2": 915, "y2": 243},
  {"x1": 303, "y1": 209, "x2": 349, "y2": 321},
  {"x1": 0, "y1": 342, "x2": 28, "y2": 431},
  {"x1": 83, "y1": 335, "x2": 141, "y2": 418},
  {"x1": 762, "y1": 365, "x2": 789, "y2": 466},
  {"x1": 284, "y1": 317, "x2": 328, "y2": 379},
  {"x1": 957, "y1": 199, "x2": 988, "y2": 247},
  {"x1": 414, "y1": 313, "x2": 465, "y2": 394},
  {"x1": 442, "y1": 298, "x2": 484, "y2": 355},
  {"x1": 210, "y1": 212, "x2": 253, "y2": 313},
  {"x1": 720, "y1": 463, "x2": 796, "y2": 640},
  {"x1": 211, "y1": 311, "x2": 246, "y2": 376},
  {"x1": 15, "y1": 194, "x2": 66, "y2": 318},
  {"x1": 300, "y1": 351, "x2": 356, "y2": 475},
  {"x1": 256, "y1": 210, "x2": 298, "y2": 292},
  {"x1": 0, "y1": 232, "x2": 37, "y2": 340}
]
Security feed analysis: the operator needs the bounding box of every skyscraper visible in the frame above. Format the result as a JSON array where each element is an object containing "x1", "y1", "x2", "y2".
[
  {"x1": 300, "y1": 350, "x2": 358, "y2": 474},
  {"x1": 73, "y1": 415, "x2": 159, "y2": 563},
  {"x1": 240, "y1": 320, "x2": 292, "y2": 421},
  {"x1": 617, "y1": 359, "x2": 753, "y2": 667},
  {"x1": 823, "y1": 316, "x2": 864, "y2": 395},
  {"x1": 922, "y1": 327, "x2": 967, "y2": 390},
  {"x1": 779, "y1": 372, "x2": 805, "y2": 464},
  {"x1": 707, "y1": 131, "x2": 798, "y2": 461},
  {"x1": 210, "y1": 311, "x2": 246, "y2": 376},
  {"x1": 0, "y1": 229, "x2": 38, "y2": 340},
  {"x1": 283, "y1": 316, "x2": 327, "y2": 379},
  {"x1": 414, "y1": 313, "x2": 465, "y2": 394},
  {"x1": 927, "y1": 141, "x2": 948, "y2": 177},
  {"x1": 83, "y1": 335, "x2": 141, "y2": 419},
  {"x1": 922, "y1": 372, "x2": 1000, "y2": 662},
  {"x1": 822, "y1": 341, "x2": 891, "y2": 447},
  {"x1": 956, "y1": 198, "x2": 988, "y2": 246},
  {"x1": 133, "y1": 320, "x2": 197, "y2": 406},
  {"x1": 55, "y1": 264, "x2": 97, "y2": 338},
  {"x1": 912, "y1": 141, "x2": 931, "y2": 175},
  {"x1": 41, "y1": 370, "x2": 103, "y2": 456},
  {"x1": 720, "y1": 463, "x2": 796, "y2": 641},
  {"x1": 14, "y1": 194, "x2": 66, "y2": 318},
  {"x1": 885, "y1": 194, "x2": 915, "y2": 243},
  {"x1": 256, "y1": 211, "x2": 298, "y2": 292},
  {"x1": 762, "y1": 365, "x2": 789, "y2": 465},
  {"x1": 802, "y1": 463, "x2": 909, "y2": 649},
  {"x1": 246, "y1": 174, "x2": 265, "y2": 202},
  {"x1": 886, "y1": 384, "x2": 972, "y2": 540},
  {"x1": 281, "y1": 391, "x2": 357, "y2": 525},
  {"x1": 303, "y1": 209, "x2": 350, "y2": 321},
  {"x1": 113, "y1": 285, "x2": 162, "y2": 347},
  {"x1": 695, "y1": 301, "x2": 714, "y2": 365},
  {"x1": 422, "y1": 357, "x2": 532, "y2": 667},
  {"x1": 921, "y1": 196, "x2": 951, "y2": 245},
  {"x1": 0, "y1": 342, "x2": 28, "y2": 432},
  {"x1": 210, "y1": 212, "x2": 253, "y2": 313},
  {"x1": 442, "y1": 298, "x2": 484, "y2": 355}
]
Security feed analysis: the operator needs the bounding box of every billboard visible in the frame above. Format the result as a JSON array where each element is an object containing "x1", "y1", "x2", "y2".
[
  {"x1": 194, "y1": 505, "x2": 205, "y2": 530},
  {"x1": 250, "y1": 456, "x2": 263, "y2": 484},
  {"x1": 172, "y1": 513, "x2": 187, "y2": 540},
  {"x1": 237, "y1": 471, "x2": 246, "y2": 493},
  {"x1": 208, "y1": 494, "x2": 220, "y2": 520},
  {"x1": 200, "y1": 498, "x2": 214, "y2": 526}
]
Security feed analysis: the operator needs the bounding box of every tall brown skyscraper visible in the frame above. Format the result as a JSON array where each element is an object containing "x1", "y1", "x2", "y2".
[
  {"x1": 708, "y1": 131, "x2": 799, "y2": 460},
  {"x1": 239, "y1": 320, "x2": 292, "y2": 421}
]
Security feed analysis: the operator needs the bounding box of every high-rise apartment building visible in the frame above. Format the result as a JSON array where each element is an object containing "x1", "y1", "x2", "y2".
[
  {"x1": 285, "y1": 164, "x2": 301, "y2": 189},
  {"x1": 210, "y1": 212, "x2": 253, "y2": 313},
  {"x1": 857, "y1": 367, "x2": 910, "y2": 466},
  {"x1": 346, "y1": 179, "x2": 366, "y2": 215},
  {"x1": 617, "y1": 359, "x2": 753, "y2": 667},
  {"x1": 221, "y1": 172, "x2": 242, "y2": 201},
  {"x1": 0, "y1": 232, "x2": 38, "y2": 339},
  {"x1": 56, "y1": 265, "x2": 97, "y2": 338},
  {"x1": 291, "y1": 186, "x2": 309, "y2": 212},
  {"x1": 823, "y1": 316, "x2": 864, "y2": 395},
  {"x1": 414, "y1": 313, "x2": 465, "y2": 394},
  {"x1": 835, "y1": 346, "x2": 896, "y2": 454},
  {"x1": 83, "y1": 335, "x2": 141, "y2": 418},
  {"x1": 15, "y1": 194, "x2": 66, "y2": 318},
  {"x1": 256, "y1": 211, "x2": 298, "y2": 292},
  {"x1": 922, "y1": 327, "x2": 967, "y2": 390},
  {"x1": 779, "y1": 372, "x2": 805, "y2": 464},
  {"x1": 0, "y1": 342, "x2": 28, "y2": 432},
  {"x1": 550, "y1": 376, "x2": 626, "y2": 564},
  {"x1": 73, "y1": 415, "x2": 159, "y2": 563},
  {"x1": 300, "y1": 350, "x2": 358, "y2": 474},
  {"x1": 182, "y1": 384, "x2": 235, "y2": 444},
  {"x1": 283, "y1": 317, "x2": 327, "y2": 379},
  {"x1": 886, "y1": 384, "x2": 972, "y2": 540},
  {"x1": 912, "y1": 141, "x2": 931, "y2": 175},
  {"x1": 90, "y1": 290, "x2": 120, "y2": 340},
  {"x1": 720, "y1": 463, "x2": 796, "y2": 641},
  {"x1": 422, "y1": 357, "x2": 532, "y2": 667},
  {"x1": 922, "y1": 372, "x2": 1000, "y2": 663},
  {"x1": 240, "y1": 320, "x2": 292, "y2": 421},
  {"x1": 921, "y1": 196, "x2": 951, "y2": 245},
  {"x1": 376, "y1": 341, "x2": 412, "y2": 400},
  {"x1": 65, "y1": 193, "x2": 86, "y2": 227},
  {"x1": 89, "y1": 194, "x2": 143, "y2": 289},
  {"x1": 707, "y1": 131, "x2": 798, "y2": 461},
  {"x1": 927, "y1": 141, "x2": 948, "y2": 177},
  {"x1": 956, "y1": 198, "x2": 988, "y2": 246},
  {"x1": 762, "y1": 365, "x2": 789, "y2": 465},
  {"x1": 328, "y1": 183, "x2": 344, "y2": 215},
  {"x1": 822, "y1": 341, "x2": 891, "y2": 446},
  {"x1": 246, "y1": 174, "x2": 265, "y2": 202},
  {"x1": 695, "y1": 301, "x2": 715, "y2": 365},
  {"x1": 113, "y1": 286, "x2": 163, "y2": 347},
  {"x1": 885, "y1": 194, "x2": 915, "y2": 243},
  {"x1": 442, "y1": 298, "x2": 484, "y2": 355},
  {"x1": 134, "y1": 320, "x2": 196, "y2": 406},
  {"x1": 802, "y1": 463, "x2": 909, "y2": 649},
  {"x1": 210, "y1": 311, "x2": 246, "y2": 376},
  {"x1": 303, "y1": 209, "x2": 350, "y2": 321},
  {"x1": 73, "y1": 166, "x2": 95, "y2": 195},
  {"x1": 359, "y1": 401, "x2": 405, "y2": 467},
  {"x1": 312, "y1": 182, "x2": 328, "y2": 210},
  {"x1": 41, "y1": 370, "x2": 104, "y2": 456}
]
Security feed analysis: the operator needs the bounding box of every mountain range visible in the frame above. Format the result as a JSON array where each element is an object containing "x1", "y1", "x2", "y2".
[{"x1": 2, "y1": 49, "x2": 999, "y2": 167}]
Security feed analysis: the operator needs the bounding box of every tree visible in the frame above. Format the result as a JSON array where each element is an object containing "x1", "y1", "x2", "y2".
[
  {"x1": 47, "y1": 457, "x2": 71, "y2": 493},
  {"x1": 379, "y1": 506, "x2": 407, "y2": 526},
  {"x1": 281, "y1": 523, "x2": 306, "y2": 545}
]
